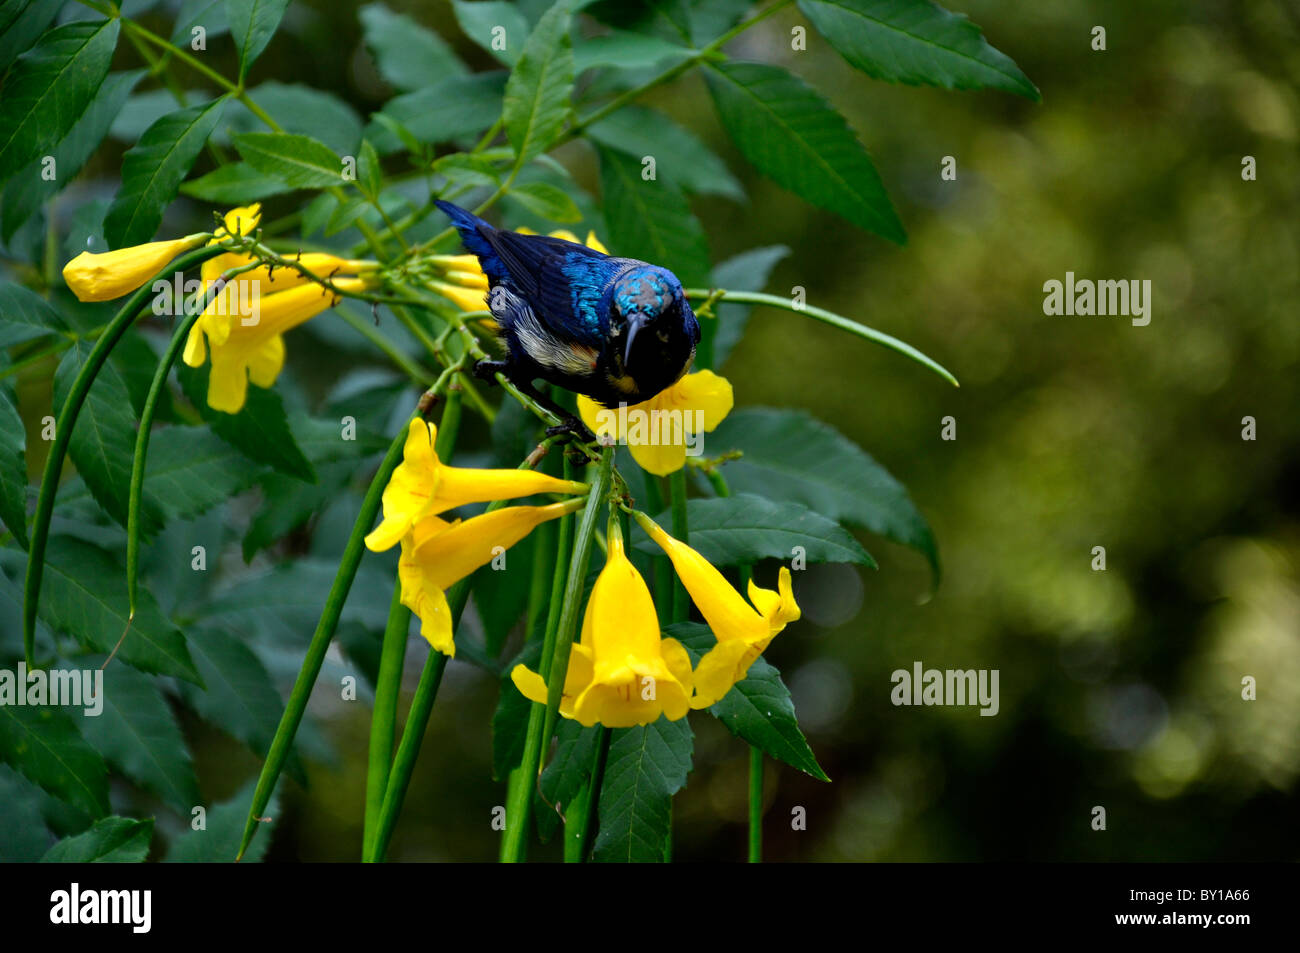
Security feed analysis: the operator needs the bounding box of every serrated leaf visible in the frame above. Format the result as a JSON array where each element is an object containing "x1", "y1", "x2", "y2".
[
  {"x1": 642, "y1": 494, "x2": 875, "y2": 567},
  {"x1": 668, "y1": 622, "x2": 828, "y2": 780},
  {"x1": 536, "y1": 717, "x2": 599, "y2": 841},
  {"x1": 597, "y1": 146, "x2": 709, "y2": 286},
  {"x1": 39, "y1": 536, "x2": 201, "y2": 683},
  {"x1": 706, "y1": 61, "x2": 904, "y2": 243},
  {"x1": 0, "y1": 765, "x2": 54, "y2": 861},
  {"x1": 40, "y1": 815, "x2": 153, "y2": 862},
  {"x1": 707, "y1": 245, "x2": 790, "y2": 369},
  {"x1": 0, "y1": 19, "x2": 120, "y2": 186},
  {"x1": 180, "y1": 161, "x2": 294, "y2": 203},
  {"x1": 503, "y1": 0, "x2": 574, "y2": 166},
  {"x1": 178, "y1": 628, "x2": 282, "y2": 757},
  {"x1": 53, "y1": 340, "x2": 161, "y2": 531},
  {"x1": 1, "y1": 69, "x2": 144, "y2": 243},
  {"x1": 0, "y1": 705, "x2": 109, "y2": 818},
  {"x1": 0, "y1": 389, "x2": 29, "y2": 548},
  {"x1": 573, "y1": 29, "x2": 691, "y2": 74},
  {"x1": 224, "y1": 0, "x2": 290, "y2": 80},
  {"x1": 233, "y1": 131, "x2": 344, "y2": 189},
  {"x1": 366, "y1": 73, "x2": 507, "y2": 155},
  {"x1": 77, "y1": 661, "x2": 198, "y2": 812},
  {"x1": 0, "y1": 281, "x2": 68, "y2": 348},
  {"x1": 177, "y1": 362, "x2": 314, "y2": 481},
  {"x1": 139, "y1": 426, "x2": 265, "y2": 522},
  {"x1": 0, "y1": 0, "x2": 65, "y2": 73},
  {"x1": 797, "y1": 0, "x2": 1038, "y2": 100},
  {"x1": 507, "y1": 180, "x2": 581, "y2": 223},
  {"x1": 240, "y1": 458, "x2": 353, "y2": 561},
  {"x1": 360, "y1": 1, "x2": 467, "y2": 92},
  {"x1": 711, "y1": 407, "x2": 938, "y2": 576},
  {"x1": 452, "y1": 0, "x2": 530, "y2": 66},
  {"x1": 587, "y1": 105, "x2": 744, "y2": 201},
  {"x1": 163, "y1": 778, "x2": 279, "y2": 862},
  {"x1": 104, "y1": 97, "x2": 228, "y2": 248},
  {"x1": 592, "y1": 717, "x2": 693, "y2": 862}
]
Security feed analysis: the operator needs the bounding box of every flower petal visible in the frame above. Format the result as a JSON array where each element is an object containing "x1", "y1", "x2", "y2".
[{"x1": 628, "y1": 439, "x2": 687, "y2": 477}]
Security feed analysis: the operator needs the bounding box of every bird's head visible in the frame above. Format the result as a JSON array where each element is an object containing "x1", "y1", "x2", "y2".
[{"x1": 609, "y1": 266, "x2": 700, "y2": 392}]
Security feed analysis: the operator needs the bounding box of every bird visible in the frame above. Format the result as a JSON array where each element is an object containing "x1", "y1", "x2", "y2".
[{"x1": 434, "y1": 200, "x2": 700, "y2": 435}]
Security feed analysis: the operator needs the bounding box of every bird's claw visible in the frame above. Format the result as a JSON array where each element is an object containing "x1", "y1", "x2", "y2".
[
  {"x1": 472, "y1": 359, "x2": 508, "y2": 384},
  {"x1": 545, "y1": 415, "x2": 596, "y2": 444}
]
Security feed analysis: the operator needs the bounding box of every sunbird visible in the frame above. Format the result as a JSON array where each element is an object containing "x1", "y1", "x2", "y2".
[{"x1": 435, "y1": 200, "x2": 700, "y2": 435}]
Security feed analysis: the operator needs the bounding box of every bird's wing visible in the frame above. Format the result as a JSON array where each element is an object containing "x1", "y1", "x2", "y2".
[{"x1": 480, "y1": 230, "x2": 623, "y2": 348}]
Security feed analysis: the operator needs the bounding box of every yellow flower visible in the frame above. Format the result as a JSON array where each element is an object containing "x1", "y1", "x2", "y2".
[
  {"x1": 635, "y1": 512, "x2": 799, "y2": 709},
  {"x1": 182, "y1": 278, "x2": 367, "y2": 414},
  {"x1": 577, "y1": 370, "x2": 734, "y2": 476},
  {"x1": 399, "y1": 500, "x2": 583, "y2": 655},
  {"x1": 63, "y1": 234, "x2": 208, "y2": 302},
  {"x1": 364, "y1": 419, "x2": 591, "y2": 553},
  {"x1": 511, "y1": 526, "x2": 693, "y2": 727}
]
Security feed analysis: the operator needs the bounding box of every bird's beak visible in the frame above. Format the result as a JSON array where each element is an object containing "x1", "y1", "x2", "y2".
[{"x1": 623, "y1": 314, "x2": 648, "y2": 366}]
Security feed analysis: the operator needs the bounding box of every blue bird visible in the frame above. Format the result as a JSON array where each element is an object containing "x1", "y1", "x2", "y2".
[{"x1": 434, "y1": 200, "x2": 700, "y2": 434}]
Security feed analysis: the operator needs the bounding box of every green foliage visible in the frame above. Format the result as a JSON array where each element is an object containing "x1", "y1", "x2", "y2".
[
  {"x1": 225, "y1": 0, "x2": 292, "y2": 81},
  {"x1": 40, "y1": 816, "x2": 153, "y2": 863},
  {"x1": 503, "y1": 0, "x2": 574, "y2": 166},
  {"x1": 233, "y1": 131, "x2": 344, "y2": 189},
  {"x1": 592, "y1": 717, "x2": 693, "y2": 862},
  {"x1": 0, "y1": 704, "x2": 110, "y2": 818}
]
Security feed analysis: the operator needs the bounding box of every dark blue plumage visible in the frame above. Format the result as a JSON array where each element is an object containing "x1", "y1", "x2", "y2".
[{"x1": 435, "y1": 200, "x2": 700, "y2": 412}]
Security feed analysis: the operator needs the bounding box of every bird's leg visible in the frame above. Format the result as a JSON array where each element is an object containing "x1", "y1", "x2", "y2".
[
  {"x1": 472, "y1": 359, "x2": 510, "y2": 384},
  {"x1": 473, "y1": 359, "x2": 595, "y2": 442}
]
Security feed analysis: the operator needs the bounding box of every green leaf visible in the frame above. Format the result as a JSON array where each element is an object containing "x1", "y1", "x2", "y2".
[
  {"x1": 136, "y1": 426, "x2": 265, "y2": 522},
  {"x1": 706, "y1": 244, "x2": 790, "y2": 369},
  {"x1": 78, "y1": 662, "x2": 199, "y2": 812},
  {"x1": 177, "y1": 362, "x2": 315, "y2": 482},
  {"x1": 358, "y1": 138, "x2": 383, "y2": 197},
  {"x1": 536, "y1": 717, "x2": 599, "y2": 842},
  {"x1": 592, "y1": 717, "x2": 693, "y2": 862},
  {"x1": 53, "y1": 340, "x2": 160, "y2": 531},
  {"x1": 642, "y1": 494, "x2": 875, "y2": 567},
  {"x1": 433, "y1": 152, "x2": 503, "y2": 188},
  {"x1": 0, "y1": 705, "x2": 109, "y2": 818},
  {"x1": 104, "y1": 97, "x2": 228, "y2": 248},
  {"x1": 0, "y1": 389, "x2": 29, "y2": 548},
  {"x1": 507, "y1": 180, "x2": 581, "y2": 223},
  {"x1": 503, "y1": 0, "x2": 574, "y2": 166},
  {"x1": 40, "y1": 816, "x2": 153, "y2": 862},
  {"x1": 241, "y1": 459, "x2": 354, "y2": 561},
  {"x1": 0, "y1": 765, "x2": 54, "y2": 862},
  {"x1": 473, "y1": 531, "x2": 536, "y2": 659},
  {"x1": 574, "y1": 29, "x2": 691, "y2": 73},
  {"x1": 224, "y1": 0, "x2": 290, "y2": 80},
  {"x1": 668, "y1": 622, "x2": 828, "y2": 780},
  {"x1": 1, "y1": 70, "x2": 144, "y2": 243},
  {"x1": 39, "y1": 536, "x2": 202, "y2": 683},
  {"x1": 163, "y1": 779, "x2": 280, "y2": 862},
  {"x1": 218, "y1": 82, "x2": 364, "y2": 157},
  {"x1": 797, "y1": 0, "x2": 1039, "y2": 100},
  {"x1": 0, "y1": 281, "x2": 67, "y2": 348},
  {"x1": 710, "y1": 407, "x2": 939, "y2": 576},
  {"x1": 0, "y1": 19, "x2": 120, "y2": 186},
  {"x1": 597, "y1": 145, "x2": 709, "y2": 286},
  {"x1": 0, "y1": 0, "x2": 65, "y2": 73},
  {"x1": 179, "y1": 161, "x2": 294, "y2": 204},
  {"x1": 452, "y1": 0, "x2": 530, "y2": 66},
  {"x1": 366, "y1": 73, "x2": 506, "y2": 155},
  {"x1": 170, "y1": 0, "x2": 230, "y2": 47},
  {"x1": 587, "y1": 105, "x2": 744, "y2": 201},
  {"x1": 706, "y1": 61, "x2": 905, "y2": 243},
  {"x1": 490, "y1": 639, "x2": 540, "y2": 781},
  {"x1": 359, "y1": 1, "x2": 467, "y2": 92},
  {"x1": 178, "y1": 628, "x2": 283, "y2": 758},
  {"x1": 233, "y1": 131, "x2": 344, "y2": 189}
]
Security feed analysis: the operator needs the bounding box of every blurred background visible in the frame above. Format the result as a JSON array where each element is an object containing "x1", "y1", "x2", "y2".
[{"x1": 15, "y1": 0, "x2": 1300, "y2": 861}]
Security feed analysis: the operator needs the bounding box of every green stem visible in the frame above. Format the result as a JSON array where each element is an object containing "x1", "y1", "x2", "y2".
[
  {"x1": 684, "y1": 289, "x2": 959, "y2": 387},
  {"x1": 669, "y1": 468, "x2": 690, "y2": 623},
  {"x1": 335, "y1": 304, "x2": 435, "y2": 385},
  {"x1": 23, "y1": 244, "x2": 219, "y2": 666},
  {"x1": 0, "y1": 339, "x2": 72, "y2": 382},
  {"x1": 749, "y1": 745, "x2": 763, "y2": 863},
  {"x1": 363, "y1": 578, "x2": 409, "y2": 862},
  {"x1": 502, "y1": 448, "x2": 612, "y2": 862},
  {"x1": 236, "y1": 417, "x2": 412, "y2": 861},
  {"x1": 642, "y1": 476, "x2": 672, "y2": 622},
  {"x1": 565, "y1": 725, "x2": 610, "y2": 862}
]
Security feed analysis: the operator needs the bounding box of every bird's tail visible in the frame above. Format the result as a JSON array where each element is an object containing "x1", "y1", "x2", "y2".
[{"x1": 435, "y1": 200, "x2": 505, "y2": 280}]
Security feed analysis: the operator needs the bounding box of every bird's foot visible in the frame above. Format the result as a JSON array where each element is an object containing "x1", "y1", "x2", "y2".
[
  {"x1": 545, "y1": 414, "x2": 597, "y2": 444},
  {"x1": 472, "y1": 359, "x2": 509, "y2": 385}
]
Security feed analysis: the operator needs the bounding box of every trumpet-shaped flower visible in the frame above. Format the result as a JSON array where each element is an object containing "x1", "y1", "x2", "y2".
[
  {"x1": 364, "y1": 419, "x2": 590, "y2": 553},
  {"x1": 399, "y1": 500, "x2": 583, "y2": 655},
  {"x1": 577, "y1": 370, "x2": 733, "y2": 475},
  {"x1": 63, "y1": 234, "x2": 208, "y2": 302},
  {"x1": 511, "y1": 528, "x2": 693, "y2": 727},
  {"x1": 182, "y1": 278, "x2": 368, "y2": 414},
  {"x1": 636, "y1": 513, "x2": 799, "y2": 708}
]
